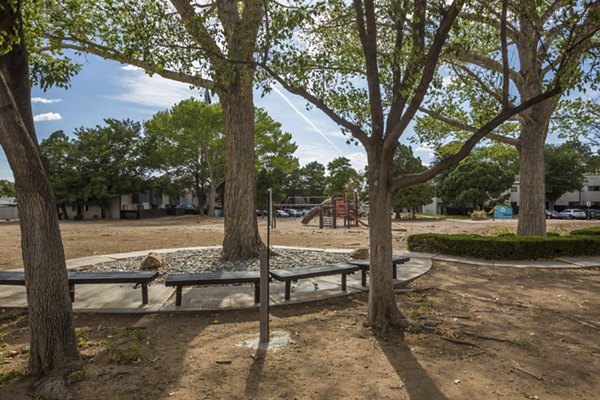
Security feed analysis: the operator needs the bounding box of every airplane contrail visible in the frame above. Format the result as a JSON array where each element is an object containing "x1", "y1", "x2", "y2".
[{"x1": 272, "y1": 86, "x2": 344, "y2": 155}]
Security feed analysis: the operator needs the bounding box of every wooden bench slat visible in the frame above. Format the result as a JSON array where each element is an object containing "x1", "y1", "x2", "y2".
[
  {"x1": 0, "y1": 271, "x2": 25, "y2": 285},
  {"x1": 68, "y1": 271, "x2": 159, "y2": 284},
  {"x1": 165, "y1": 271, "x2": 259, "y2": 286},
  {"x1": 269, "y1": 264, "x2": 359, "y2": 280},
  {"x1": 348, "y1": 255, "x2": 410, "y2": 284},
  {"x1": 269, "y1": 264, "x2": 360, "y2": 301},
  {"x1": 165, "y1": 271, "x2": 261, "y2": 306},
  {"x1": 0, "y1": 270, "x2": 158, "y2": 305}
]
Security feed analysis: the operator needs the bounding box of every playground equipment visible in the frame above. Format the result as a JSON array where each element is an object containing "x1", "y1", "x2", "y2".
[{"x1": 302, "y1": 192, "x2": 368, "y2": 228}]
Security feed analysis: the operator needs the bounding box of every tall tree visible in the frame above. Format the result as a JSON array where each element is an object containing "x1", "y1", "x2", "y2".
[
  {"x1": 0, "y1": 0, "x2": 79, "y2": 396},
  {"x1": 144, "y1": 99, "x2": 225, "y2": 216},
  {"x1": 325, "y1": 157, "x2": 362, "y2": 197},
  {"x1": 438, "y1": 156, "x2": 515, "y2": 211},
  {"x1": 391, "y1": 145, "x2": 435, "y2": 219},
  {"x1": 263, "y1": 0, "x2": 575, "y2": 331},
  {"x1": 298, "y1": 161, "x2": 327, "y2": 197},
  {"x1": 254, "y1": 108, "x2": 299, "y2": 208},
  {"x1": 40, "y1": 130, "x2": 80, "y2": 219},
  {"x1": 73, "y1": 119, "x2": 146, "y2": 218},
  {"x1": 33, "y1": 0, "x2": 269, "y2": 260},
  {"x1": 545, "y1": 141, "x2": 589, "y2": 207},
  {"x1": 416, "y1": 0, "x2": 600, "y2": 235}
]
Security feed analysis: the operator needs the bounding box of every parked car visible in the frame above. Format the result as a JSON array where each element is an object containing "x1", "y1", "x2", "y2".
[
  {"x1": 276, "y1": 209, "x2": 290, "y2": 218},
  {"x1": 545, "y1": 209, "x2": 560, "y2": 219},
  {"x1": 283, "y1": 208, "x2": 302, "y2": 217},
  {"x1": 558, "y1": 209, "x2": 587, "y2": 219},
  {"x1": 586, "y1": 208, "x2": 600, "y2": 220}
]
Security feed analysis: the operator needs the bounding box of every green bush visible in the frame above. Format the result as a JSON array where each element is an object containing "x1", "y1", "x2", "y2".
[
  {"x1": 407, "y1": 233, "x2": 600, "y2": 260},
  {"x1": 570, "y1": 227, "x2": 600, "y2": 236}
]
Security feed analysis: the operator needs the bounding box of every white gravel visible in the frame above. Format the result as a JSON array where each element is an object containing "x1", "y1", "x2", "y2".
[{"x1": 73, "y1": 248, "x2": 352, "y2": 284}]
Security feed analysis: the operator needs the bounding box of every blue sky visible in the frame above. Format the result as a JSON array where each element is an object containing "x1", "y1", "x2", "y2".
[{"x1": 0, "y1": 53, "x2": 434, "y2": 181}]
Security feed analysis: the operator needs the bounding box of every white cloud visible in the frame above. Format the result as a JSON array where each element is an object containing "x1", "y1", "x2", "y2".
[
  {"x1": 112, "y1": 71, "x2": 201, "y2": 109},
  {"x1": 121, "y1": 65, "x2": 142, "y2": 71},
  {"x1": 415, "y1": 142, "x2": 435, "y2": 152},
  {"x1": 346, "y1": 151, "x2": 368, "y2": 171},
  {"x1": 33, "y1": 112, "x2": 63, "y2": 122},
  {"x1": 414, "y1": 143, "x2": 435, "y2": 166},
  {"x1": 31, "y1": 97, "x2": 61, "y2": 104}
]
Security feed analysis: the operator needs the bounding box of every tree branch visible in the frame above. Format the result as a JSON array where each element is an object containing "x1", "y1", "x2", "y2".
[
  {"x1": 418, "y1": 106, "x2": 521, "y2": 148},
  {"x1": 170, "y1": 0, "x2": 226, "y2": 72},
  {"x1": 447, "y1": 52, "x2": 524, "y2": 90},
  {"x1": 386, "y1": 0, "x2": 410, "y2": 131},
  {"x1": 54, "y1": 41, "x2": 218, "y2": 91},
  {"x1": 384, "y1": 0, "x2": 462, "y2": 154},
  {"x1": 500, "y1": 0, "x2": 510, "y2": 109},
  {"x1": 449, "y1": 62, "x2": 504, "y2": 104},
  {"x1": 391, "y1": 85, "x2": 561, "y2": 192},
  {"x1": 353, "y1": 0, "x2": 385, "y2": 137},
  {"x1": 259, "y1": 64, "x2": 370, "y2": 145}
]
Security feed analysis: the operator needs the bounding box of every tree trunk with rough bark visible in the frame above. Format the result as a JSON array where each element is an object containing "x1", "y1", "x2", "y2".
[
  {"x1": 516, "y1": 99, "x2": 556, "y2": 236},
  {"x1": 0, "y1": 0, "x2": 80, "y2": 389},
  {"x1": 220, "y1": 83, "x2": 264, "y2": 260},
  {"x1": 364, "y1": 156, "x2": 406, "y2": 332}
]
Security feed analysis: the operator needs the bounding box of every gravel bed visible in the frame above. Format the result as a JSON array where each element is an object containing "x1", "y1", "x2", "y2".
[{"x1": 73, "y1": 248, "x2": 352, "y2": 284}]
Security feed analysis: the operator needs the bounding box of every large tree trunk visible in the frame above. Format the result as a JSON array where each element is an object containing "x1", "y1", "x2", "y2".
[
  {"x1": 364, "y1": 159, "x2": 406, "y2": 332},
  {"x1": 516, "y1": 101, "x2": 555, "y2": 236},
  {"x1": 0, "y1": 0, "x2": 80, "y2": 387},
  {"x1": 220, "y1": 83, "x2": 264, "y2": 260}
]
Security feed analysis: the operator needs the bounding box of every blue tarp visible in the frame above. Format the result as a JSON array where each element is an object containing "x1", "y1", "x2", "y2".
[{"x1": 493, "y1": 204, "x2": 513, "y2": 219}]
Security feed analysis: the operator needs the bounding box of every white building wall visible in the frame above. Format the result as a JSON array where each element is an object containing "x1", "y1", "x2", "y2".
[
  {"x1": 509, "y1": 173, "x2": 600, "y2": 207},
  {"x1": 0, "y1": 206, "x2": 18, "y2": 220}
]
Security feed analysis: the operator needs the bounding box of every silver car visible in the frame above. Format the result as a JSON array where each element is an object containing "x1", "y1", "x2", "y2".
[{"x1": 558, "y1": 209, "x2": 587, "y2": 219}]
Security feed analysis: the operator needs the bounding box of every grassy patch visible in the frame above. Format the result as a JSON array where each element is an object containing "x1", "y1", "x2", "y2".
[
  {"x1": 106, "y1": 343, "x2": 141, "y2": 364},
  {"x1": 76, "y1": 327, "x2": 91, "y2": 348}
]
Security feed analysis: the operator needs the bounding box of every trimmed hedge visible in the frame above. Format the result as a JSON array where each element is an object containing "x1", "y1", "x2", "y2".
[
  {"x1": 570, "y1": 227, "x2": 600, "y2": 236},
  {"x1": 407, "y1": 233, "x2": 600, "y2": 260}
]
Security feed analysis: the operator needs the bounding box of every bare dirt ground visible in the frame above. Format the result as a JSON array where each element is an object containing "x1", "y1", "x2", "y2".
[{"x1": 1, "y1": 216, "x2": 599, "y2": 399}]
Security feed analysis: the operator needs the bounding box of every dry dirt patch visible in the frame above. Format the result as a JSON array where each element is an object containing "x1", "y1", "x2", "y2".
[{"x1": 0, "y1": 216, "x2": 599, "y2": 399}]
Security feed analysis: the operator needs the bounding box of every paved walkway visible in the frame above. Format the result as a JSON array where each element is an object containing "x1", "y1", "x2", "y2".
[{"x1": 1, "y1": 247, "x2": 598, "y2": 314}]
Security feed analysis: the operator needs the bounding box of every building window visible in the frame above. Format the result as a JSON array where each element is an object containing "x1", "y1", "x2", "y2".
[
  {"x1": 511, "y1": 186, "x2": 518, "y2": 192},
  {"x1": 588, "y1": 186, "x2": 600, "y2": 191}
]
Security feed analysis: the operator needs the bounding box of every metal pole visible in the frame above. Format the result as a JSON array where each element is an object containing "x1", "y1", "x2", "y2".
[
  {"x1": 259, "y1": 250, "x2": 269, "y2": 344},
  {"x1": 259, "y1": 188, "x2": 272, "y2": 344}
]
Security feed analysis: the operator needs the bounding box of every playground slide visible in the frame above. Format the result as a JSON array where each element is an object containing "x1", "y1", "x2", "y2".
[{"x1": 301, "y1": 198, "x2": 334, "y2": 224}]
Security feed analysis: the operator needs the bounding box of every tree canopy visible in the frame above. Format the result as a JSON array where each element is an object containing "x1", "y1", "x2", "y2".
[
  {"x1": 41, "y1": 119, "x2": 147, "y2": 218},
  {"x1": 414, "y1": 0, "x2": 600, "y2": 235},
  {"x1": 391, "y1": 145, "x2": 435, "y2": 218},
  {"x1": 325, "y1": 157, "x2": 362, "y2": 198},
  {"x1": 545, "y1": 141, "x2": 590, "y2": 205}
]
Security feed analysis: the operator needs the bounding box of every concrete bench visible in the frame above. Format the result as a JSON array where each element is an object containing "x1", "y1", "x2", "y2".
[
  {"x1": 269, "y1": 263, "x2": 359, "y2": 301},
  {"x1": 0, "y1": 270, "x2": 159, "y2": 305},
  {"x1": 165, "y1": 271, "x2": 261, "y2": 306},
  {"x1": 348, "y1": 255, "x2": 411, "y2": 286}
]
